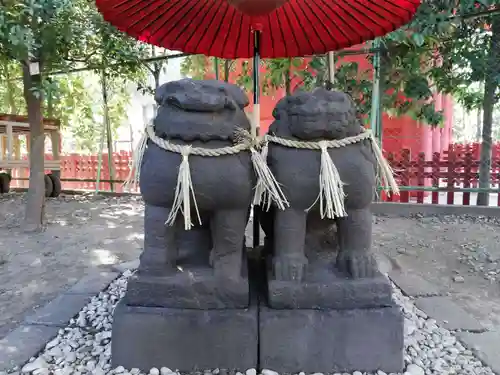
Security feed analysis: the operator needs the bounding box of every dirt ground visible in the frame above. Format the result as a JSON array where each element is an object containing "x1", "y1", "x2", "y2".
[
  {"x1": 0, "y1": 193, "x2": 144, "y2": 339},
  {"x1": 374, "y1": 214, "x2": 500, "y2": 330},
  {"x1": 1, "y1": 193, "x2": 500, "y2": 339}
]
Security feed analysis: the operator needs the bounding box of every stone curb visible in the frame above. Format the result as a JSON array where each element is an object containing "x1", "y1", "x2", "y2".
[
  {"x1": 372, "y1": 202, "x2": 500, "y2": 218},
  {"x1": 388, "y1": 272, "x2": 486, "y2": 333},
  {"x1": 457, "y1": 331, "x2": 500, "y2": 374},
  {"x1": 388, "y1": 271, "x2": 443, "y2": 298},
  {"x1": 388, "y1": 271, "x2": 499, "y2": 373},
  {"x1": 0, "y1": 269, "x2": 121, "y2": 372}
]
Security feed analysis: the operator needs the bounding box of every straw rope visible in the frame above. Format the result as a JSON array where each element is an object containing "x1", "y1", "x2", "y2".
[
  {"x1": 258, "y1": 128, "x2": 400, "y2": 219},
  {"x1": 124, "y1": 124, "x2": 399, "y2": 228},
  {"x1": 124, "y1": 124, "x2": 288, "y2": 230}
]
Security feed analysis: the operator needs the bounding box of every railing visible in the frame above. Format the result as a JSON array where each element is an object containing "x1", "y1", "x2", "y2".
[{"x1": 8, "y1": 143, "x2": 500, "y2": 206}]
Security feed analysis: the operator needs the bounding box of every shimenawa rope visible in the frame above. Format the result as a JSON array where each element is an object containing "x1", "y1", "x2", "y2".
[
  {"x1": 258, "y1": 128, "x2": 400, "y2": 219},
  {"x1": 124, "y1": 124, "x2": 289, "y2": 230},
  {"x1": 124, "y1": 124, "x2": 399, "y2": 228}
]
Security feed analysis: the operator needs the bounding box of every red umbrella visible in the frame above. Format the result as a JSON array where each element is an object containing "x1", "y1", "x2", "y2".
[
  {"x1": 95, "y1": 0, "x2": 421, "y2": 245},
  {"x1": 95, "y1": 0, "x2": 421, "y2": 59}
]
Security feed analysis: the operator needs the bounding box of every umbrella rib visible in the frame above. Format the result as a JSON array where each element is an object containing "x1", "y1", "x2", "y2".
[
  {"x1": 247, "y1": 17, "x2": 252, "y2": 58},
  {"x1": 317, "y1": 0, "x2": 363, "y2": 46},
  {"x1": 291, "y1": 1, "x2": 328, "y2": 52},
  {"x1": 169, "y1": 0, "x2": 212, "y2": 48},
  {"x1": 283, "y1": 5, "x2": 315, "y2": 54},
  {"x1": 347, "y1": 0, "x2": 397, "y2": 33},
  {"x1": 360, "y1": 0, "x2": 407, "y2": 26},
  {"x1": 227, "y1": 11, "x2": 243, "y2": 58},
  {"x1": 125, "y1": 0, "x2": 180, "y2": 34},
  {"x1": 215, "y1": 4, "x2": 235, "y2": 57},
  {"x1": 191, "y1": 0, "x2": 225, "y2": 57},
  {"x1": 136, "y1": 0, "x2": 186, "y2": 41},
  {"x1": 108, "y1": 0, "x2": 139, "y2": 12},
  {"x1": 301, "y1": 0, "x2": 337, "y2": 51},
  {"x1": 367, "y1": 0, "x2": 417, "y2": 16},
  {"x1": 205, "y1": 2, "x2": 232, "y2": 57},
  {"x1": 305, "y1": 0, "x2": 349, "y2": 48},
  {"x1": 154, "y1": 1, "x2": 201, "y2": 49},
  {"x1": 267, "y1": 14, "x2": 276, "y2": 57},
  {"x1": 333, "y1": 0, "x2": 376, "y2": 43},
  {"x1": 275, "y1": 10, "x2": 290, "y2": 57}
]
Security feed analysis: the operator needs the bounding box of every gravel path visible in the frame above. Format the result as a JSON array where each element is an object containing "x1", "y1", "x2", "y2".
[
  {"x1": 7, "y1": 271, "x2": 495, "y2": 375},
  {"x1": 1, "y1": 193, "x2": 500, "y2": 340}
]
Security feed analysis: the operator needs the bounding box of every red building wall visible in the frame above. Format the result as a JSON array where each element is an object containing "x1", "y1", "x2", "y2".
[{"x1": 205, "y1": 47, "x2": 453, "y2": 160}]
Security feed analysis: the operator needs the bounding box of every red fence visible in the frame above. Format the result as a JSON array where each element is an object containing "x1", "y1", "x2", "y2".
[
  {"x1": 9, "y1": 143, "x2": 500, "y2": 206},
  {"x1": 12, "y1": 151, "x2": 135, "y2": 193},
  {"x1": 384, "y1": 143, "x2": 500, "y2": 206}
]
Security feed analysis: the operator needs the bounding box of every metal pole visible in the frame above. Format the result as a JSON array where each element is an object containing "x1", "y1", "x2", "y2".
[
  {"x1": 370, "y1": 39, "x2": 381, "y2": 139},
  {"x1": 102, "y1": 71, "x2": 115, "y2": 192},
  {"x1": 96, "y1": 70, "x2": 107, "y2": 193},
  {"x1": 252, "y1": 30, "x2": 261, "y2": 249},
  {"x1": 328, "y1": 51, "x2": 335, "y2": 84},
  {"x1": 252, "y1": 31, "x2": 261, "y2": 138},
  {"x1": 370, "y1": 39, "x2": 384, "y2": 200},
  {"x1": 214, "y1": 57, "x2": 219, "y2": 80}
]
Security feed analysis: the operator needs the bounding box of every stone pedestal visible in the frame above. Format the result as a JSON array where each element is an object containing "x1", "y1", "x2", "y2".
[
  {"x1": 259, "y1": 304, "x2": 404, "y2": 374},
  {"x1": 112, "y1": 300, "x2": 258, "y2": 372},
  {"x1": 125, "y1": 269, "x2": 249, "y2": 309},
  {"x1": 268, "y1": 269, "x2": 393, "y2": 310}
]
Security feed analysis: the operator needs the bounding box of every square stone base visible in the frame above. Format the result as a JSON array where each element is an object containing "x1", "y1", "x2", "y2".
[
  {"x1": 124, "y1": 270, "x2": 249, "y2": 309},
  {"x1": 112, "y1": 301, "x2": 258, "y2": 372},
  {"x1": 259, "y1": 304, "x2": 404, "y2": 374},
  {"x1": 268, "y1": 269, "x2": 393, "y2": 309}
]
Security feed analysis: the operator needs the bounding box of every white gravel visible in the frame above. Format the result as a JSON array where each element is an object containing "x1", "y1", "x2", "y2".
[{"x1": 5, "y1": 270, "x2": 495, "y2": 375}]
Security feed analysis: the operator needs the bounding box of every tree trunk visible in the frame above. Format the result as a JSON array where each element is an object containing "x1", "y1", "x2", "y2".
[
  {"x1": 476, "y1": 108, "x2": 482, "y2": 142},
  {"x1": 476, "y1": 83, "x2": 483, "y2": 142},
  {"x1": 22, "y1": 61, "x2": 46, "y2": 232},
  {"x1": 477, "y1": 16, "x2": 500, "y2": 206}
]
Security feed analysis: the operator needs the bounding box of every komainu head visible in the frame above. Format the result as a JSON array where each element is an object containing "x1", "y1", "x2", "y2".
[
  {"x1": 271, "y1": 88, "x2": 363, "y2": 140},
  {"x1": 153, "y1": 79, "x2": 251, "y2": 142}
]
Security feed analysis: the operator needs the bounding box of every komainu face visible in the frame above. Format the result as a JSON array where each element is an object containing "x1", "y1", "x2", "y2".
[
  {"x1": 153, "y1": 79, "x2": 251, "y2": 142},
  {"x1": 272, "y1": 88, "x2": 363, "y2": 140}
]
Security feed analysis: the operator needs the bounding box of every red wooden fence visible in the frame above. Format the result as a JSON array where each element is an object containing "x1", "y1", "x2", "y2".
[{"x1": 9, "y1": 143, "x2": 500, "y2": 205}]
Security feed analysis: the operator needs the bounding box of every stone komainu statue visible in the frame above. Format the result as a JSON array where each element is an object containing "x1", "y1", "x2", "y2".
[
  {"x1": 137, "y1": 79, "x2": 255, "y2": 281},
  {"x1": 259, "y1": 88, "x2": 379, "y2": 281}
]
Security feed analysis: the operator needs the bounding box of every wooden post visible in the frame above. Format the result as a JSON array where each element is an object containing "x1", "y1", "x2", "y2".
[
  {"x1": 400, "y1": 149, "x2": 411, "y2": 203},
  {"x1": 463, "y1": 151, "x2": 472, "y2": 206},
  {"x1": 0, "y1": 135, "x2": 6, "y2": 160},
  {"x1": 432, "y1": 152, "x2": 440, "y2": 205},
  {"x1": 416, "y1": 152, "x2": 425, "y2": 204},
  {"x1": 50, "y1": 130, "x2": 61, "y2": 179},
  {"x1": 446, "y1": 146, "x2": 456, "y2": 205},
  {"x1": 6, "y1": 123, "x2": 13, "y2": 161}
]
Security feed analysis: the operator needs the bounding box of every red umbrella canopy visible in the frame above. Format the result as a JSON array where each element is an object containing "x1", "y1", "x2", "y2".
[{"x1": 95, "y1": 0, "x2": 421, "y2": 59}]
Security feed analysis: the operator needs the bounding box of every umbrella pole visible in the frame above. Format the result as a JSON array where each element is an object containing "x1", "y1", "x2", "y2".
[
  {"x1": 328, "y1": 51, "x2": 335, "y2": 84},
  {"x1": 252, "y1": 30, "x2": 261, "y2": 249},
  {"x1": 214, "y1": 57, "x2": 219, "y2": 80},
  {"x1": 252, "y1": 31, "x2": 260, "y2": 138}
]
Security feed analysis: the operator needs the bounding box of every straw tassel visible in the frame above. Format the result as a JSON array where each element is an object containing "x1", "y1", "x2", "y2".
[
  {"x1": 313, "y1": 141, "x2": 347, "y2": 219},
  {"x1": 250, "y1": 144, "x2": 289, "y2": 211},
  {"x1": 369, "y1": 134, "x2": 400, "y2": 195},
  {"x1": 165, "y1": 146, "x2": 202, "y2": 230},
  {"x1": 123, "y1": 129, "x2": 148, "y2": 191},
  {"x1": 252, "y1": 141, "x2": 271, "y2": 210}
]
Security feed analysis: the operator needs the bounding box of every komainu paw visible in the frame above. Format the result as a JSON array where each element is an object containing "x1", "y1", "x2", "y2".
[
  {"x1": 273, "y1": 255, "x2": 308, "y2": 282},
  {"x1": 336, "y1": 250, "x2": 378, "y2": 279}
]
